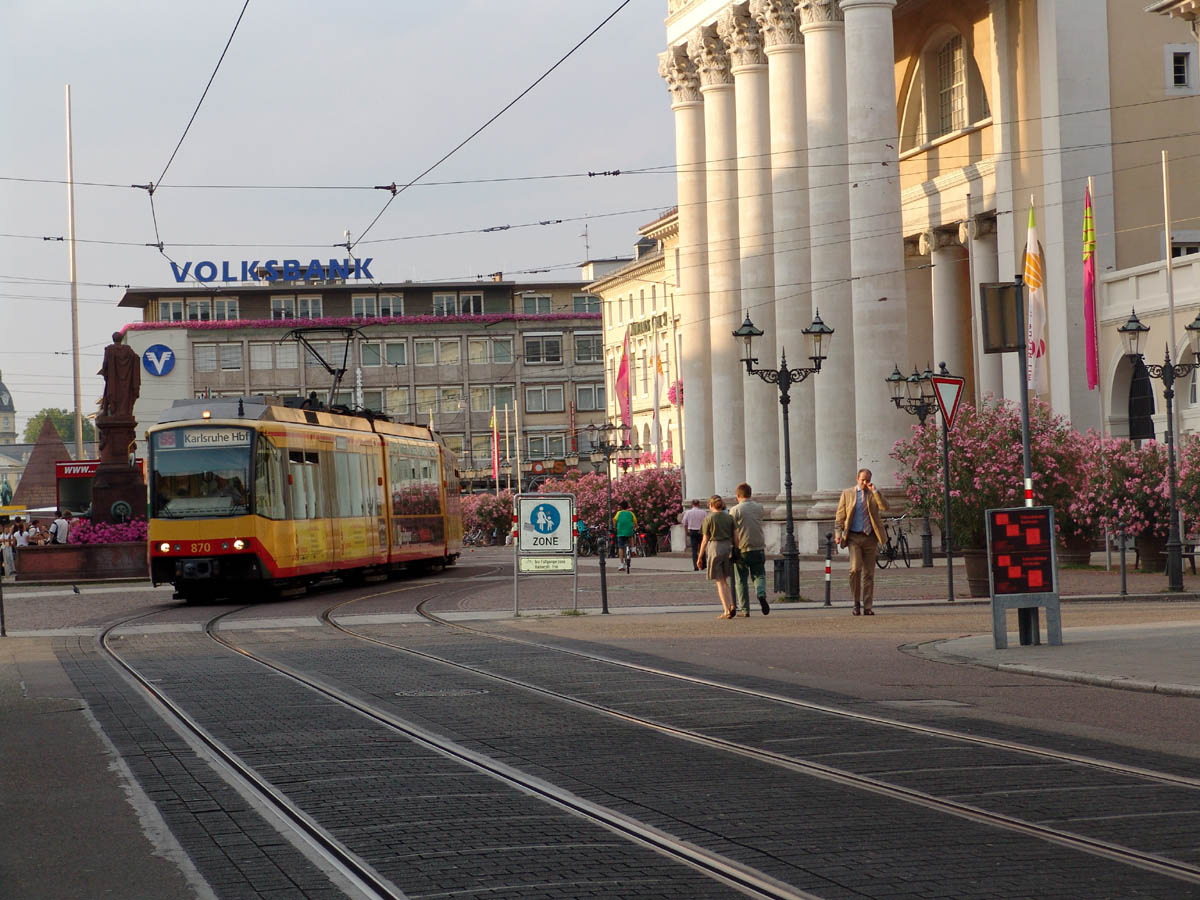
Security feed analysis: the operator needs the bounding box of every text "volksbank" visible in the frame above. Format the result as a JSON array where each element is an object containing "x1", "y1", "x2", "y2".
[{"x1": 170, "y1": 258, "x2": 374, "y2": 284}]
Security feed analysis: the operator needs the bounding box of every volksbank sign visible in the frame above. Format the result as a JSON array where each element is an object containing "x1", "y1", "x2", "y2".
[{"x1": 169, "y1": 257, "x2": 374, "y2": 284}]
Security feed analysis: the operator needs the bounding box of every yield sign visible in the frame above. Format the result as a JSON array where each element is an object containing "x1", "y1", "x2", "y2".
[{"x1": 932, "y1": 375, "x2": 966, "y2": 429}]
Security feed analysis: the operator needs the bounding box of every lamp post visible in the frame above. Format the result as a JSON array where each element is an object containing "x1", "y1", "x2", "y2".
[
  {"x1": 587, "y1": 421, "x2": 634, "y2": 613},
  {"x1": 732, "y1": 310, "x2": 833, "y2": 602},
  {"x1": 885, "y1": 363, "x2": 937, "y2": 567},
  {"x1": 1117, "y1": 307, "x2": 1200, "y2": 591}
]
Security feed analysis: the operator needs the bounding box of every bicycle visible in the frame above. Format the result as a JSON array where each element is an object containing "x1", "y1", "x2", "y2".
[
  {"x1": 575, "y1": 522, "x2": 595, "y2": 557},
  {"x1": 630, "y1": 531, "x2": 652, "y2": 558},
  {"x1": 876, "y1": 516, "x2": 911, "y2": 569}
]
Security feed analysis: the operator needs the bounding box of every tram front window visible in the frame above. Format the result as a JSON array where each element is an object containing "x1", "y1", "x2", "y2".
[{"x1": 152, "y1": 427, "x2": 253, "y2": 518}]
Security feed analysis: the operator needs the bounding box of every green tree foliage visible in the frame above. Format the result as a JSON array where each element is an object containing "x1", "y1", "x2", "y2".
[{"x1": 22, "y1": 408, "x2": 95, "y2": 444}]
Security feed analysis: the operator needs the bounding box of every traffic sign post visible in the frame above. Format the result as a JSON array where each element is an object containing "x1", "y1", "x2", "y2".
[
  {"x1": 513, "y1": 493, "x2": 577, "y2": 615},
  {"x1": 935, "y1": 364, "x2": 966, "y2": 603}
]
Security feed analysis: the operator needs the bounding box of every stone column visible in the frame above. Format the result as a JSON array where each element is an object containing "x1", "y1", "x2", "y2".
[
  {"x1": 755, "y1": 0, "x2": 814, "y2": 497},
  {"x1": 691, "y1": 25, "x2": 745, "y2": 495},
  {"x1": 659, "y1": 47, "x2": 714, "y2": 499},
  {"x1": 841, "y1": 0, "x2": 907, "y2": 483},
  {"x1": 929, "y1": 229, "x2": 972, "y2": 392},
  {"x1": 799, "y1": 0, "x2": 854, "y2": 492},
  {"x1": 722, "y1": 7, "x2": 780, "y2": 495},
  {"x1": 968, "y1": 217, "x2": 1003, "y2": 400}
]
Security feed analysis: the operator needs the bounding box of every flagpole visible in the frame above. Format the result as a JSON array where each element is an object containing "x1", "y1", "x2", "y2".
[
  {"x1": 514, "y1": 395, "x2": 523, "y2": 494},
  {"x1": 492, "y1": 404, "x2": 499, "y2": 498},
  {"x1": 1088, "y1": 175, "x2": 1112, "y2": 570},
  {"x1": 504, "y1": 404, "x2": 511, "y2": 493},
  {"x1": 65, "y1": 84, "x2": 83, "y2": 461}
]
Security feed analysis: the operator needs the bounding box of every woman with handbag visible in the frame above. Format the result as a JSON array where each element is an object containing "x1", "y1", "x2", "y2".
[{"x1": 697, "y1": 495, "x2": 736, "y2": 618}]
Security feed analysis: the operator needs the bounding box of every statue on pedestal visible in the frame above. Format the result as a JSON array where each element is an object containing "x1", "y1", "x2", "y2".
[{"x1": 98, "y1": 331, "x2": 140, "y2": 418}]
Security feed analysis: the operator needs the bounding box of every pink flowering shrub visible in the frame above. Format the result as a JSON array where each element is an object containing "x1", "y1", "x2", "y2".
[
  {"x1": 540, "y1": 467, "x2": 682, "y2": 537},
  {"x1": 1075, "y1": 437, "x2": 1169, "y2": 539},
  {"x1": 666, "y1": 380, "x2": 683, "y2": 406},
  {"x1": 890, "y1": 398, "x2": 1106, "y2": 548},
  {"x1": 460, "y1": 490, "x2": 514, "y2": 536},
  {"x1": 68, "y1": 518, "x2": 149, "y2": 544}
]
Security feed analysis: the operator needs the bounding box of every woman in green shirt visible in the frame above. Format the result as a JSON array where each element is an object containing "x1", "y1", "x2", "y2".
[{"x1": 697, "y1": 494, "x2": 736, "y2": 618}]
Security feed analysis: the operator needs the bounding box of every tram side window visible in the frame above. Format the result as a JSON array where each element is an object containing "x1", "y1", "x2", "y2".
[
  {"x1": 288, "y1": 451, "x2": 323, "y2": 519},
  {"x1": 254, "y1": 437, "x2": 287, "y2": 520}
]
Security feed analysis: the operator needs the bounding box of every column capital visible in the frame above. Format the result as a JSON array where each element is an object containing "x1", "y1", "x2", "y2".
[
  {"x1": 718, "y1": 6, "x2": 767, "y2": 70},
  {"x1": 658, "y1": 47, "x2": 703, "y2": 105},
  {"x1": 688, "y1": 25, "x2": 734, "y2": 88},
  {"x1": 838, "y1": 0, "x2": 896, "y2": 10},
  {"x1": 798, "y1": 0, "x2": 843, "y2": 28},
  {"x1": 751, "y1": 0, "x2": 804, "y2": 49}
]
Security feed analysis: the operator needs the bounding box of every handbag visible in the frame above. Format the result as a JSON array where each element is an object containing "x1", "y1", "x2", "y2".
[{"x1": 730, "y1": 544, "x2": 742, "y2": 565}]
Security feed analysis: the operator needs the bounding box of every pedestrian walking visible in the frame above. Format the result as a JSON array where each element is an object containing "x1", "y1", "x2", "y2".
[
  {"x1": 834, "y1": 468, "x2": 889, "y2": 615},
  {"x1": 697, "y1": 495, "x2": 736, "y2": 618},
  {"x1": 1, "y1": 524, "x2": 14, "y2": 577},
  {"x1": 681, "y1": 499, "x2": 707, "y2": 571},
  {"x1": 731, "y1": 483, "x2": 769, "y2": 616},
  {"x1": 612, "y1": 500, "x2": 638, "y2": 574}
]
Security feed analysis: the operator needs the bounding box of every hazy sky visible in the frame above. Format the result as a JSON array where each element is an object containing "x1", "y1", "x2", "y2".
[{"x1": 1, "y1": 0, "x2": 674, "y2": 434}]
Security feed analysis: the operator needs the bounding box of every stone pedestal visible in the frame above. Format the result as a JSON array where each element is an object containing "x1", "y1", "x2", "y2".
[{"x1": 93, "y1": 414, "x2": 147, "y2": 523}]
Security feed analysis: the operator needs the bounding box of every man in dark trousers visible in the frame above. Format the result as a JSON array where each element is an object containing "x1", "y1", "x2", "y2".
[
  {"x1": 731, "y1": 483, "x2": 769, "y2": 616},
  {"x1": 681, "y1": 499, "x2": 707, "y2": 571}
]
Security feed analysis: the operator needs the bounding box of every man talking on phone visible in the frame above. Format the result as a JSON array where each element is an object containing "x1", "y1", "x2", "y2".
[{"x1": 834, "y1": 468, "x2": 889, "y2": 615}]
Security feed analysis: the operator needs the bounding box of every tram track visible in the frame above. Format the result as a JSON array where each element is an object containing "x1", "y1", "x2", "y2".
[{"x1": 296, "y1": 596, "x2": 1200, "y2": 888}]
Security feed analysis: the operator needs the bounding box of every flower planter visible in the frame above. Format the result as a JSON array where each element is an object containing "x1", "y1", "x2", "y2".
[
  {"x1": 15, "y1": 542, "x2": 148, "y2": 582},
  {"x1": 961, "y1": 548, "x2": 992, "y2": 597},
  {"x1": 1134, "y1": 533, "x2": 1167, "y2": 572},
  {"x1": 1056, "y1": 537, "x2": 1095, "y2": 567}
]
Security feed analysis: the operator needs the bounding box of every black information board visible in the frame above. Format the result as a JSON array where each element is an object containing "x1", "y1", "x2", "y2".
[{"x1": 987, "y1": 506, "x2": 1055, "y2": 595}]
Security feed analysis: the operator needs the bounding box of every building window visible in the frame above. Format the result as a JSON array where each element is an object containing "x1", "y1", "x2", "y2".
[
  {"x1": 387, "y1": 387, "x2": 409, "y2": 418},
  {"x1": 187, "y1": 299, "x2": 211, "y2": 321},
  {"x1": 937, "y1": 34, "x2": 966, "y2": 136},
  {"x1": 379, "y1": 293, "x2": 402, "y2": 317},
  {"x1": 576, "y1": 383, "x2": 605, "y2": 411},
  {"x1": 194, "y1": 344, "x2": 218, "y2": 373},
  {"x1": 297, "y1": 295, "x2": 322, "y2": 318},
  {"x1": 468, "y1": 338, "x2": 489, "y2": 364},
  {"x1": 361, "y1": 342, "x2": 382, "y2": 367},
  {"x1": 276, "y1": 343, "x2": 297, "y2": 369},
  {"x1": 524, "y1": 334, "x2": 562, "y2": 365},
  {"x1": 442, "y1": 434, "x2": 464, "y2": 455},
  {"x1": 495, "y1": 385, "x2": 515, "y2": 411},
  {"x1": 305, "y1": 341, "x2": 328, "y2": 367},
  {"x1": 460, "y1": 292, "x2": 483, "y2": 316},
  {"x1": 362, "y1": 389, "x2": 383, "y2": 411},
  {"x1": 640, "y1": 350, "x2": 648, "y2": 393},
  {"x1": 1173, "y1": 242, "x2": 1200, "y2": 258},
  {"x1": 573, "y1": 293, "x2": 600, "y2": 314},
  {"x1": 528, "y1": 433, "x2": 565, "y2": 460},
  {"x1": 440, "y1": 386, "x2": 463, "y2": 411},
  {"x1": 651, "y1": 285, "x2": 657, "y2": 312},
  {"x1": 1166, "y1": 45, "x2": 1197, "y2": 93},
  {"x1": 470, "y1": 434, "x2": 491, "y2": 466},
  {"x1": 385, "y1": 341, "x2": 407, "y2": 365},
  {"x1": 271, "y1": 296, "x2": 296, "y2": 320},
  {"x1": 159, "y1": 299, "x2": 184, "y2": 322},
  {"x1": 414, "y1": 339, "x2": 436, "y2": 366},
  {"x1": 213, "y1": 298, "x2": 239, "y2": 321},
  {"x1": 492, "y1": 338, "x2": 513, "y2": 364},
  {"x1": 219, "y1": 343, "x2": 242, "y2": 371},
  {"x1": 470, "y1": 386, "x2": 491, "y2": 412},
  {"x1": 352, "y1": 295, "x2": 377, "y2": 318},
  {"x1": 249, "y1": 343, "x2": 273, "y2": 370},
  {"x1": 522, "y1": 293, "x2": 551, "y2": 314},
  {"x1": 433, "y1": 293, "x2": 457, "y2": 316},
  {"x1": 525, "y1": 384, "x2": 564, "y2": 413},
  {"x1": 574, "y1": 332, "x2": 603, "y2": 363},
  {"x1": 415, "y1": 388, "x2": 437, "y2": 417},
  {"x1": 439, "y1": 339, "x2": 461, "y2": 365}
]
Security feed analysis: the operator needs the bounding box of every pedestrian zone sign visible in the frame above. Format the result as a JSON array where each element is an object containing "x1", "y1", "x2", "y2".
[
  {"x1": 516, "y1": 494, "x2": 574, "y2": 556},
  {"x1": 932, "y1": 374, "x2": 966, "y2": 429}
]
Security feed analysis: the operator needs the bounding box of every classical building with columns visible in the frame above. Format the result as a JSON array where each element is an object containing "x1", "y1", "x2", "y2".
[{"x1": 652, "y1": 0, "x2": 1200, "y2": 548}]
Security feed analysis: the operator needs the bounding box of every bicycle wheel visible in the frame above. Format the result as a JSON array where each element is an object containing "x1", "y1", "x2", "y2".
[
  {"x1": 633, "y1": 535, "x2": 649, "y2": 557},
  {"x1": 898, "y1": 533, "x2": 911, "y2": 567},
  {"x1": 577, "y1": 534, "x2": 592, "y2": 557},
  {"x1": 876, "y1": 544, "x2": 892, "y2": 569}
]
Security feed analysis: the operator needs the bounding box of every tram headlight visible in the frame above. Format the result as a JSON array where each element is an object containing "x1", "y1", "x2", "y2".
[
  {"x1": 159, "y1": 542, "x2": 171, "y2": 553},
  {"x1": 233, "y1": 539, "x2": 246, "y2": 551}
]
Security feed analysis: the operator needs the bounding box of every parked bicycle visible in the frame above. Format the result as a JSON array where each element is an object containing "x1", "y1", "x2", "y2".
[
  {"x1": 576, "y1": 521, "x2": 596, "y2": 557},
  {"x1": 876, "y1": 515, "x2": 911, "y2": 569}
]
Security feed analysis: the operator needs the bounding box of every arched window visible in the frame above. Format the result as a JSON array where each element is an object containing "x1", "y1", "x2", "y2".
[
  {"x1": 1129, "y1": 357, "x2": 1157, "y2": 441},
  {"x1": 899, "y1": 28, "x2": 992, "y2": 151},
  {"x1": 936, "y1": 35, "x2": 966, "y2": 136}
]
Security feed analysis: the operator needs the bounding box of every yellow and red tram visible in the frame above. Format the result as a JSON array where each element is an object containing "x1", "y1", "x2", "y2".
[{"x1": 147, "y1": 398, "x2": 461, "y2": 601}]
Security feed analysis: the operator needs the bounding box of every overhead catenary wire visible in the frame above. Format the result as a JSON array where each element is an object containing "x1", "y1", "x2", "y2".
[{"x1": 347, "y1": 0, "x2": 634, "y2": 252}]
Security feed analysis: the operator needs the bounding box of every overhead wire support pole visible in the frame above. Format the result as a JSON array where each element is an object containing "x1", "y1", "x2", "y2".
[{"x1": 65, "y1": 84, "x2": 83, "y2": 461}]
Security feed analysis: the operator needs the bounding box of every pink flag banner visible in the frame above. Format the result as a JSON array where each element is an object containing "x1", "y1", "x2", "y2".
[
  {"x1": 1083, "y1": 183, "x2": 1099, "y2": 390},
  {"x1": 615, "y1": 329, "x2": 631, "y2": 433}
]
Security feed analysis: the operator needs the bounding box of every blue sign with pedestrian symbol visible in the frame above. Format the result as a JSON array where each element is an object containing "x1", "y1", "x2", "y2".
[{"x1": 530, "y1": 503, "x2": 560, "y2": 535}]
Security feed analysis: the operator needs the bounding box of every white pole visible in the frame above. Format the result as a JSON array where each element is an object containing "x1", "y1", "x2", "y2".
[
  {"x1": 1090, "y1": 175, "x2": 1113, "y2": 571},
  {"x1": 1162, "y1": 151, "x2": 1185, "y2": 541},
  {"x1": 965, "y1": 191, "x2": 980, "y2": 405},
  {"x1": 514, "y1": 394, "x2": 523, "y2": 494},
  {"x1": 504, "y1": 404, "x2": 511, "y2": 493},
  {"x1": 65, "y1": 85, "x2": 83, "y2": 460}
]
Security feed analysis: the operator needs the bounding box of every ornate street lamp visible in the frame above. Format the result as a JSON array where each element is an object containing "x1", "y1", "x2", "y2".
[
  {"x1": 885, "y1": 363, "x2": 937, "y2": 566},
  {"x1": 1117, "y1": 307, "x2": 1200, "y2": 590},
  {"x1": 733, "y1": 310, "x2": 833, "y2": 602},
  {"x1": 586, "y1": 421, "x2": 635, "y2": 613}
]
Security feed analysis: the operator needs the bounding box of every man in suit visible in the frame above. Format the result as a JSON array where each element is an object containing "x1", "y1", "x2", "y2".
[{"x1": 834, "y1": 468, "x2": 889, "y2": 615}]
